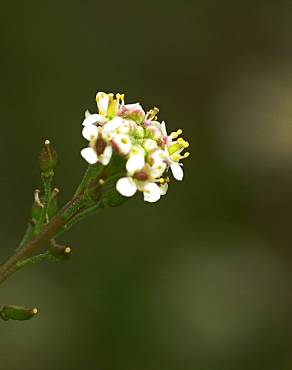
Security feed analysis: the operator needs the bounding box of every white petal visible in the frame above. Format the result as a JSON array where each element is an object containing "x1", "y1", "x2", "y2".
[
  {"x1": 96, "y1": 92, "x2": 109, "y2": 114},
  {"x1": 150, "y1": 149, "x2": 166, "y2": 167},
  {"x1": 159, "y1": 183, "x2": 168, "y2": 195},
  {"x1": 143, "y1": 182, "x2": 161, "y2": 203},
  {"x1": 81, "y1": 147, "x2": 98, "y2": 164},
  {"x1": 82, "y1": 114, "x2": 105, "y2": 126},
  {"x1": 161, "y1": 121, "x2": 168, "y2": 136},
  {"x1": 85, "y1": 110, "x2": 91, "y2": 118},
  {"x1": 171, "y1": 162, "x2": 184, "y2": 181},
  {"x1": 100, "y1": 145, "x2": 112, "y2": 166},
  {"x1": 124, "y1": 103, "x2": 141, "y2": 109},
  {"x1": 82, "y1": 125, "x2": 99, "y2": 141},
  {"x1": 102, "y1": 117, "x2": 123, "y2": 134},
  {"x1": 126, "y1": 154, "x2": 145, "y2": 174},
  {"x1": 116, "y1": 177, "x2": 137, "y2": 197}
]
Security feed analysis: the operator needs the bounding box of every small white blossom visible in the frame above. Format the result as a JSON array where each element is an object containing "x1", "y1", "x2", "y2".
[
  {"x1": 81, "y1": 91, "x2": 190, "y2": 203},
  {"x1": 81, "y1": 123, "x2": 112, "y2": 165},
  {"x1": 112, "y1": 134, "x2": 132, "y2": 156}
]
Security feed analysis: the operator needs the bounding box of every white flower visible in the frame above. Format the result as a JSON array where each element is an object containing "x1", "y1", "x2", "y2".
[
  {"x1": 81, "y1": 124, "x2": 112, "y2": 165},
  {"x1": 96, "y1": 92, "x2": 124, "y2": 118},
  {"x1": 116, "y1": 177, "x2": 161, "y2": 203},
  {"x1": 112, "y1": 133, "x2": 132, "y2": 155},
  {"x1": 166, "y1": 137, "x2": 189, "y2": 181},
  {"x1": 116, "y1": 153, "x2": 164, "y2": 202},
  {"x1": 81, "y1": 91, "x2": 190, "y2": 203},
  {"x1": 102, "y1": 117, "x2": 124, "y2": 141}
]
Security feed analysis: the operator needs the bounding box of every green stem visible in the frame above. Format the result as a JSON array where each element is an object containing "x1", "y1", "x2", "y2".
[
  {"x1": 56, "y1": 202, "x2": 102, "y2": 238},
  {"x1": 35, "y1": 174, "x2": 53, "y2": 234},
  {"x1": 0, "y1": 196, "x2": 80, "y2": 285},
  {"x1": 16, "y1": 222, "x2": 35, "y2": 251},
  {"x1": 74, "y1": 164, "x2": 102, "y2": 196}
]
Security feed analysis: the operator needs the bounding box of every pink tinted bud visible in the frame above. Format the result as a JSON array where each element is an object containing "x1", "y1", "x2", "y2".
[
  {"x1": 119, "y1": 103, "x2": 145, "y2": 124},
  {"x1": 146, "y1": 125, "x2": 162, "y2": 140}
]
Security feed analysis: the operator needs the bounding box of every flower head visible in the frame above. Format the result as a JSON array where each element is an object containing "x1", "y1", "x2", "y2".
[{"x1": 81, "y1": 91, "x2": 190, "y2": 202}]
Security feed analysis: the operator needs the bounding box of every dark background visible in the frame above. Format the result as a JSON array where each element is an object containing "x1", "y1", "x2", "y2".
[{"x1": 1, "y1": 1, "x2": 292, "y2": 369}]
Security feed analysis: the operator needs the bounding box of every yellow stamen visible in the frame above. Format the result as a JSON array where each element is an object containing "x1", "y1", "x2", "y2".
[
  {"x1": 116, "y1": 93, "x2": 125, "y2": 105},
  {"x1": 99, "y1": 179, "x2": 105, "y2": 185},
  {"x1": 183, "y1": 152, "x2": 190, "y2": 158},
  {"x1": 170, "y1": 129, "x2": 183, "y2": 139},
  {"x1": 146, "y1": 107, "x2": 159, "y2": 121},
  {"x1": 177, "y1": 138, "x2": 189, "y2": 148},
  {"x1": 107, "y1": 93, "x2": 118, "y2": 117}
]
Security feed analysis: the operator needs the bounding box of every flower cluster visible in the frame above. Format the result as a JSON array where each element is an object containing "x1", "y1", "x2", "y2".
[{"x1": 81, "y1": 92, "x2": 189, "y2": 203}]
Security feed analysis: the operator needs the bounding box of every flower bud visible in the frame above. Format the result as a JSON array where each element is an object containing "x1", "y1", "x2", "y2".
[
  {"x1": 112, "y1": 134, "x2": 132, "y2": 156},
  {"x1": 39, "y1": 140, "x2": 58, "y2": 175},
  {"x1": 119, "y1": 103, "x2": 145, "y2": 124},
  {"x1": 49, "y1": 240, "x2": 72, "y2": 258},
  {"x1": 143, "y1": 138, "x2": 158, "y2": 152},
  {"x1": 145, "y1": 125, "x2": 162, "y2": 140},
  {"x1": 134, "y1": 126, "x2": 144, "y2": 139},
  {"x1": 0, "y1": 305, "x2": 38, "y2": 321}
]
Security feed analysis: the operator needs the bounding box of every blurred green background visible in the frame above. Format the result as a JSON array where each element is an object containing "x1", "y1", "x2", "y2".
[{"x1": 1, "y1": 0, "x2": 292, "y2": 369}]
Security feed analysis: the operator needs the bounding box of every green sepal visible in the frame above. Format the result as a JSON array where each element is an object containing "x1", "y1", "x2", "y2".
[{"x1": 0, "y1": 305, "x2": 38, "y2": 321}]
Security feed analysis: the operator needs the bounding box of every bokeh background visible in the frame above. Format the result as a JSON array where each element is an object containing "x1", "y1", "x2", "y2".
[{"x1": 1, "y1": 0, "x2": 292, "y2": 369}]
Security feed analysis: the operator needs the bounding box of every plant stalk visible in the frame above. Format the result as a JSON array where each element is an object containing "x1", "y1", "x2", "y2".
[{"x1": 0, "y1": 196, "x2": 80, "y2": 285}]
